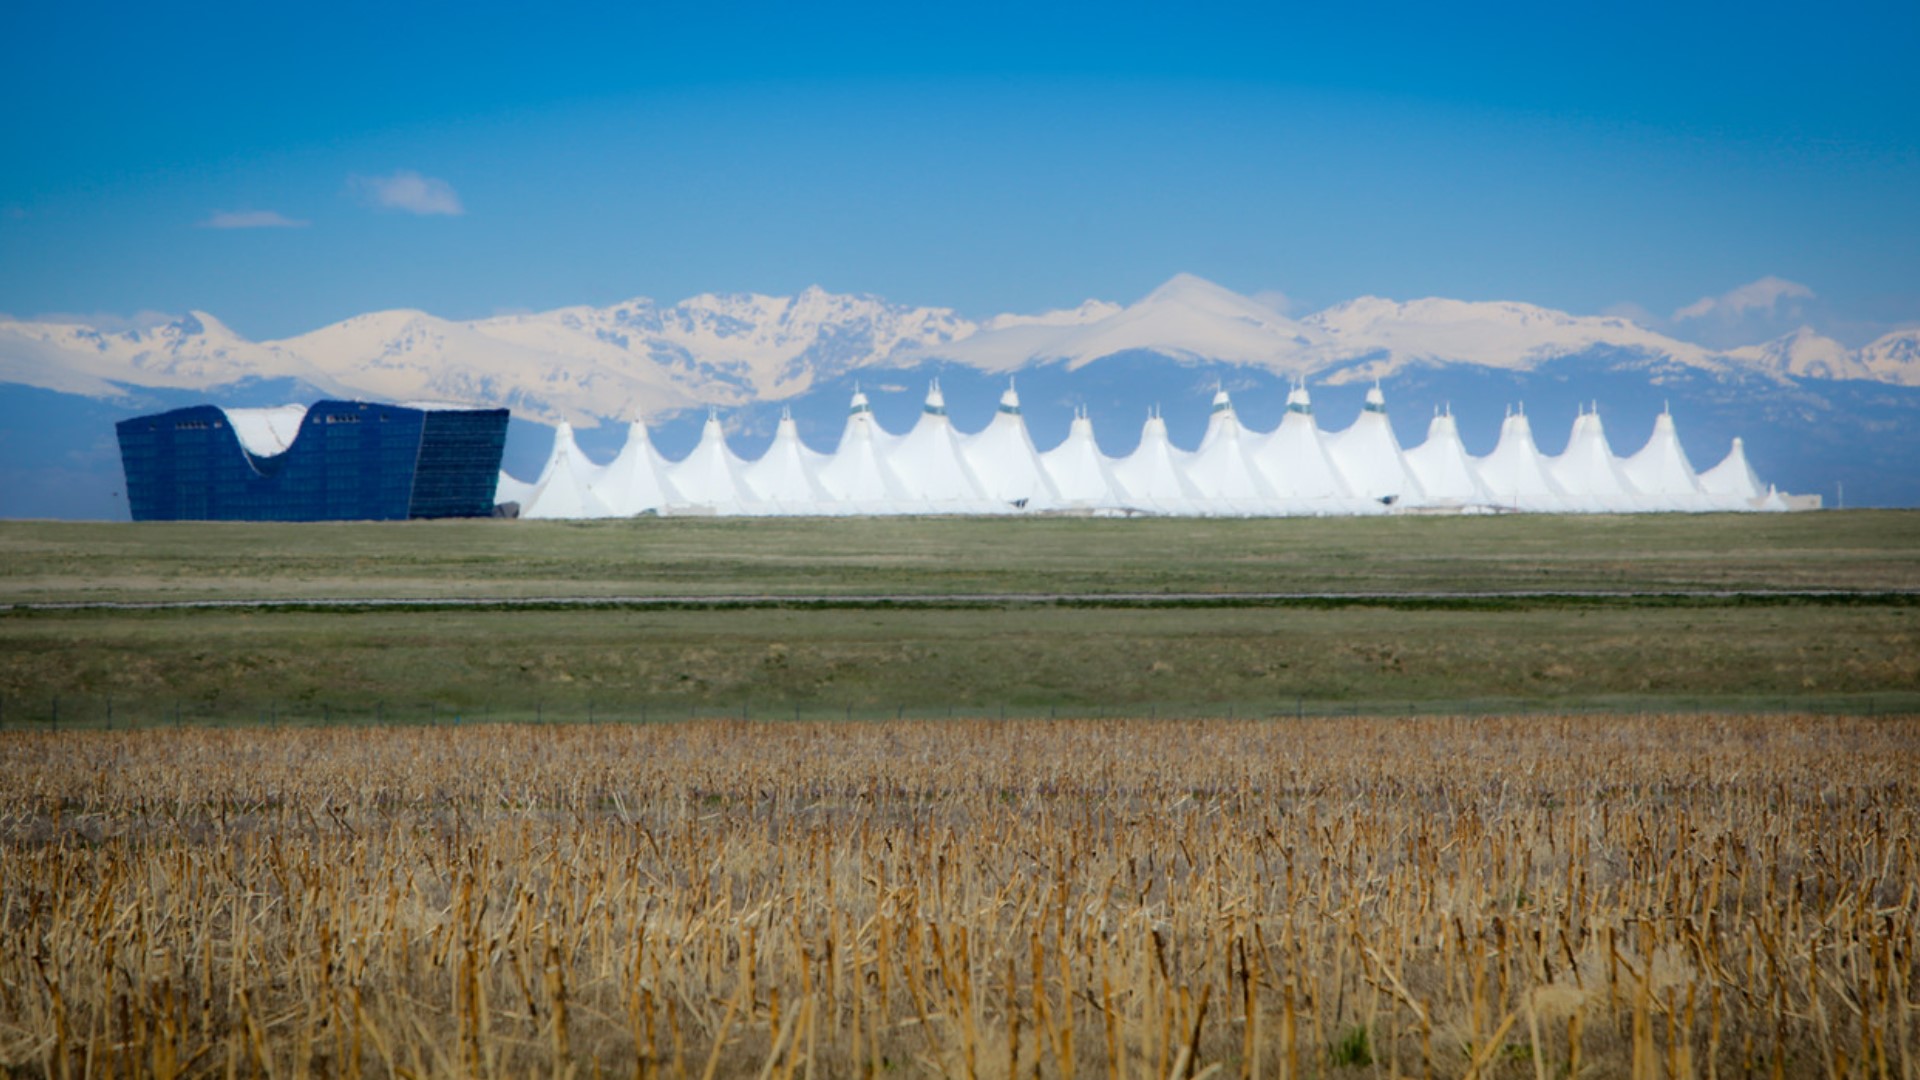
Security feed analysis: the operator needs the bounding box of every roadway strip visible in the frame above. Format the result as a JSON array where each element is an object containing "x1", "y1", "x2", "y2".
[{"x1": 5, "y1": 589, "x2": 1918, "y2": 612}]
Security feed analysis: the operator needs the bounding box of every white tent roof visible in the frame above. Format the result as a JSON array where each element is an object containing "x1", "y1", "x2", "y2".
[
  {"x1": 1039, "y1": 409, "x2": 1125, "y2": 510},
  {"x1": 1259, "y1": 382, "x2": 1382, "y2": 507},
  {"x1": 663, "y1": 412, "x2": 759, "y2": 515},
  {"x1": 1619, "y1": 409, "x2": 1707, "y2": 510},
  {"x1": 1474, "y1": 407, "x2": 1571, "y2": 512},
  {"x1": 496, "y1": 388, "x2": 1798, "y2": 519},
  {"x1": 1322, "y1": 384, "x2": 1422, "y2": 505},
  {"x1": 741, "y1": 409, "x2": 834, "y2": 513},
  {"x1": 1185, "y1": 389, "x2": 1279, "y2": 514},
  {"x1": 1111, "y1": 410, "x2": 1204, "y2": 515},
  {"x1": 1403, "y1": 408, "x2": 1495, "y2": 509},
  {"x1": 1549, "y1": 407, "x2": 1642, "y2": 512},
  {"x1": 1698, "y1": 436, "x2": 1766, "y2": 502},
  {"x1": 590, "y1": 417, "x2": 673, "y2": 516},
  {"x1": 816, "y1": 387, "x2": 915, "y2": 512},
  {"x1": 522, "y1": 421, "x2": 616, "y2": 519},
  {"x1": 960, "y1": 381, "x2": 1061, "y2": 510},
  {"x1": 885, "y1": 381, "x2": 1001, "y2": 513}
]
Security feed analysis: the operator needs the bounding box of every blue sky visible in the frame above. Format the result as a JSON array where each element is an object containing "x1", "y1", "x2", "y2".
[{"x1": 3, "y1": 0, "x2": 1916, "y2": 343}]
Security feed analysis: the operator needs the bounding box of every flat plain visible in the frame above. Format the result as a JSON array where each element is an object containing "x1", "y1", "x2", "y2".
[
  {"x1": 4, "y1": 715, "x2": 1917, "y2": 1078},
  {"x1": 1, "y1": 512, "x2": 1916, "y2": 720},
  {"x1": 5, "y1": 511, "x2": 1920, "y2": 602},
  {"x1": 3, "y1": 513, "x2": 1919, "y2": 1077}
]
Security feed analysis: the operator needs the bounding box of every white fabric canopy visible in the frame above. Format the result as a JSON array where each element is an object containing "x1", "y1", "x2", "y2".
[
  {"x1": 591, "y1": 418, "x2": 673, "y2": 515},
  {"x1": 1111, "y1": 411, "x2": 1204, "y2": 515},
  {"x1": 1403, "y1": 409, "x2": 1495, "y2": 510},
  {"x1": 1185, "y1": 389, "x2": 1280, "y2": 515},
  {"x1": 1039, "y1": 409, "x2": 1125, "y2": 511},
  {"x1": 1475, "y1": 408, "x2": 1571, "y2": 513},
  {"x1": 521, "y1": 421, "x2": 615, "y2": 519},
  {"x1": 961, "y1": 382, "x2": 1061, "y2": 510},
  {"x1": 500, "y1": 387, "x2": 1794, "y2": 517}
]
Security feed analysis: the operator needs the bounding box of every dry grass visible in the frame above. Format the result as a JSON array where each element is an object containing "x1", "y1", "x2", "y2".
[{"x1": 2, "y1": 715, "x2": 1917, "y2": 1078}]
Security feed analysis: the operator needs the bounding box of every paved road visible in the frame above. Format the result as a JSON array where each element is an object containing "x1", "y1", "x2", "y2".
[{"x1": 6, "y1": 588, "x2": 1916, "y2": 612}]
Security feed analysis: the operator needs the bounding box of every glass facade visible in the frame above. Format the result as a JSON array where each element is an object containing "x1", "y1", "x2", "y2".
[{"x1": 117, "y1": 401, "x2": 509, "y2": 521}]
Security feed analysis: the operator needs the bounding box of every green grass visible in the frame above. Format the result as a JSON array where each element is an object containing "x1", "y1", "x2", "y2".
[
  {"x1": 3, "y1": 513, "x2": 1915, "y2": 723},
  {"x1": 3, "y1": 511, "x2": 1918, "y2": 603},
  {"x1": 4, "y1": 599, "x2": 1915, "y2": 723}
]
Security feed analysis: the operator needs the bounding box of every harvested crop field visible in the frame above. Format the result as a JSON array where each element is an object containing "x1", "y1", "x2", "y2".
[{"x1": 4, "y1": 715, "x2": 1916, "y2": 1077}]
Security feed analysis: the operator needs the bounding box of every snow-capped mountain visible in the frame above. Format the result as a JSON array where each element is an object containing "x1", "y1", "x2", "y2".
[
  {"x1": 6, "y1": 274, "x2": 1920, "y2": 517},
  {"x1": 937, "y1": 274, "x2": 1324, "y2": 371},
  {"x1": 0, "y1": 288, "x2": 977, "y2": 424},
  {"x1": 1725, "y1": 327, "x2": 1866, "y2": 381},
  {"x1": 1302, "y1": 296, "x2": 1726, "y2": 378},
  {"x1": 8, "y1": 274, "x2": 1914, "y2": 432},
  {"x1": 1858, "y1": 328, "x2": 1920, "y2": 384}
]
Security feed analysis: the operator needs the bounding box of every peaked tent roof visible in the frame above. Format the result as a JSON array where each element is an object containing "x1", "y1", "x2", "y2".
[
  {"x1": 1548, "y1": 407, "x2": 1642, "y2": 512},
  {"x1": 816, "y1": 387, "x2": 915, "y2": 511},
  {"x1": 590, "y1": 417, "x2": 673, "y2": 516},
  {"x1": 1698, "y1": 436, "x2": 1767, "y2": 508},
  {"x1": 741, "y1": 409, "x2": 834, "y2": 513},
  {"x1": 1403, "y1": 408, "x2": 1495, "y2": 509},
  {"x1": 1321, "y1": 384, "x2": 1423, "y2": 505},
  {"x1": 1250, "y1": 384, "x2": 1372, "y2": 511},
  {"x1": 1111, "y1": 410, "x2": 1204, "y2": 515},
  {"x1": 522, "y1": 421, "x2": 616, "y2": 519},
  {"x1": 884, "y1": 381, "x2": 1002, "y2": 513},
  {"x1": 663, "y1": 412, "x2": 759, "y2": 515},
  {"x1": 1186, "y1": 389, "x2": 1280, "y2": 514},
  {"x1": 1619, "y1": 409, "x2": 1707, "y2": 510},
  {"x1": 1039, "y1": 409, "x2": 1125, "y2": 510},
  {"x1": 1474, "y1": 408, "x2": 1571, "y2": 512},
  {"x1": 960, "y1": 381, "x2": 1061, "y2": 509}
]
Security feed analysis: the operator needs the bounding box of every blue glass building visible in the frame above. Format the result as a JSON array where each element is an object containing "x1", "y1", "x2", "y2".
[{"x1": 116, "y1": 401, "x2": 510, "y2": 521}]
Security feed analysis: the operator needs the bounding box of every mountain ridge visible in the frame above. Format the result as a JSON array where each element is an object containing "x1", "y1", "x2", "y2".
[{"x1": 7, "y1": 275, "x2": 1919, "y2": 427}]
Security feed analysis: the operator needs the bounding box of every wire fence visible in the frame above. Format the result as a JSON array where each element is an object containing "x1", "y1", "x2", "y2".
[{"x1": 3, "y1": 690, "x2": 1916, "y2": 732}]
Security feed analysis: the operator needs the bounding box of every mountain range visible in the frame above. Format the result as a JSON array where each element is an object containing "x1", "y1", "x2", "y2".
[{"x1": 3, "y1": 273, "x2": 1917, "y2": 517}]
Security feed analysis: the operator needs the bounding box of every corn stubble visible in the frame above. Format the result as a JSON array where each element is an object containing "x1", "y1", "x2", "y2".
[{"x1": 2, "y1": 715, "x2": 1916, "y2": 1078}]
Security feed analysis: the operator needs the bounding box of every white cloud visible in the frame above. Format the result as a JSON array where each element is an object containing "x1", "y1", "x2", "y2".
[
  {"x1": 350, "y1": 170, "x2": 465, "y2": 216},
  {"x1": 1673, "y1": 276, "x2": 1813, "y2": 322},
  {"x1": 199, "y1": 209, "x2": 309, "y2": 229}
]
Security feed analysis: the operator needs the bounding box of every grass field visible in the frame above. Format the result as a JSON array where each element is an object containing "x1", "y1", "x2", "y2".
[
  {"x1": 4, "y1": 716, "x2": 1916, "y2": 1078},
  {"x1": 4, "y1": 511, "x2": 1919, "y2": 603},
  {"x1": 2, "y1": 513, "x2": 1916, "y2": 720},
  {"x1": 3, "y1": 515, "x2": 1918, "y2": 1076}
]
